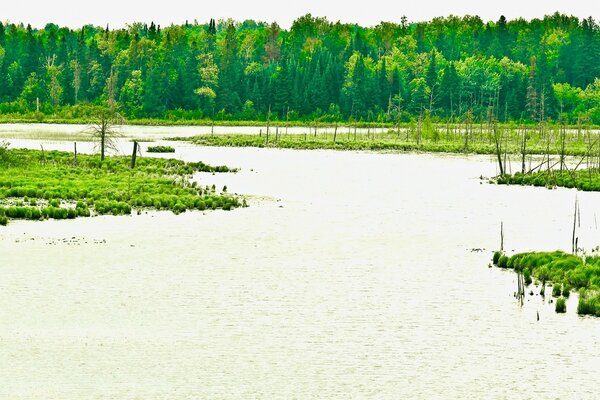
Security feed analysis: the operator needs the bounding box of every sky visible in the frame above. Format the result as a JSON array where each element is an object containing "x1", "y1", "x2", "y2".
[{"x1": 1, "y1": 0, "x2": 597, "y2": 29}]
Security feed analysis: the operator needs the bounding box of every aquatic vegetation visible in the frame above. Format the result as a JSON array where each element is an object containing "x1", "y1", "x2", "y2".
[
  {"x1": 493, "y1": 251, "x2": 502, "y2": 265},
  {"x1": 577, "y1": 289, "x2": 600, "y2": 316},
  {"x1": 0, "y1": 148, "x2": 244, "y2": 225},
  {"x1": 147, "y1": 145, "x2": 176, "y2": 153},
  {"x1": 497, "y1": 170, "x2": 600, "y2": 192},
  {"x1": 552, "y1": 284, "x2": 562, "y2": 297},
  {"x1": 555, "y1": 297, "x2": 567, "y2": 313},
  {"x1": 497, "y1": 255, "x2": 509, "y2": 268},
  {"x1": 491, "y1": 250, "x2": 600, "y2": 316}
]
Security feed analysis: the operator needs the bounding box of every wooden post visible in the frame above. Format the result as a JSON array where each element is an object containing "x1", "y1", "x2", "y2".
[
  {"x1": 572, "y1": 196, "x2": 578, "y2": 254},
  {"x1": 74, "y1": 142, "x2": 77, "y2": 163},
  {"x1": 266, "y1": 105, "x2": 271, "y2": 144},
  {"x1": 500, "y1": 221, "x2": 504, "y2": 252},
  {"x1": 333, "y1": 123, "x2": 338, "y2": 143},
  {"x1": 131, "y1": 141, "x2": 138, "y2": 169}
]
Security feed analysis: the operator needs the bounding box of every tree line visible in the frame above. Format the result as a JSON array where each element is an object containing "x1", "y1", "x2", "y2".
[{"x1": 0, "y1": 13, "x2": 599, "y2": 124}]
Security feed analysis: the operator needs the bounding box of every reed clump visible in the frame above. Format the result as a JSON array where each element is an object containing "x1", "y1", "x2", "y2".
[{"x1": 555, "y1": 297, "x2": 567, "y2": 313}]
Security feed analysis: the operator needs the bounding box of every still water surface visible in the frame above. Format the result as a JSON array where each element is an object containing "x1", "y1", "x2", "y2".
[{"x1": 1, "y1": 138, "x2": 599, "y2": 398}]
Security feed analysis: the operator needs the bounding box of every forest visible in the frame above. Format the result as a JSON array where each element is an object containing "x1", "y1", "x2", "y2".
[{"x1": 0, "y1": 13, "x2": 599, "y2": 124}]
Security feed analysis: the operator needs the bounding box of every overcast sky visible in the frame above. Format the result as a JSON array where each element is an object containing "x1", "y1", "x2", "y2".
[{"x1": 2, "y1": 0, "x2": 597, "y2": 29}]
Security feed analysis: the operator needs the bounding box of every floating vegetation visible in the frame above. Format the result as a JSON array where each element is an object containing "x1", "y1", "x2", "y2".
[
  {"x1": 491, "y1": 250, "x2": 600, "y2": 317},
  {"x1": 147, "y1": 145, "x2": 176, "y2": 153},
  {"x1": 0, "y1": 148, "x2": 244, "y2": 225}
]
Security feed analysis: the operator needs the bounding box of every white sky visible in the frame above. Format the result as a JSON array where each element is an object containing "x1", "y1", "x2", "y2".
[{"x1": 2, "y1": 0, "x2": 597, "y2": 29}]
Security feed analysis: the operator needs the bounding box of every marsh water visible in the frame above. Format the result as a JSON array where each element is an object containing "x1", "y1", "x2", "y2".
[{"x1": 1, "y1": 126, "x2": 600, "y2": 398}]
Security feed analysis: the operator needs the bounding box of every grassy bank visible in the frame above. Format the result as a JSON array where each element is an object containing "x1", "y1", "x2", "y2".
[
  {"x1": 492, "y1": 250, "x2": 600, "y2": 317},
  {"x1": 0, "y1": 148, "x2": 244, "y2": 225}
]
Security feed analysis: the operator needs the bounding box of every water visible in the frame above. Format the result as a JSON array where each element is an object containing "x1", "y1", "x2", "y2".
[{"x1": 1, "y1": 136, "x2": 600, "y2": 398}]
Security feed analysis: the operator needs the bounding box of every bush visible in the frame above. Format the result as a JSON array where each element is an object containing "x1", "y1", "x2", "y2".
[{"x1": 556, "y1": 297, "x2": 567, "y2": 313}]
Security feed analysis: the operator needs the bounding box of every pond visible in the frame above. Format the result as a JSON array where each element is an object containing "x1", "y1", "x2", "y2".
[{"x1": 1, "y1": 132, "x2": 599, "y2": 398}]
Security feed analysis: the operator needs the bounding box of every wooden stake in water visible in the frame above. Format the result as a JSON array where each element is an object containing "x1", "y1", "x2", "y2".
[
  {"x1": 333, "y1": 123, "x2": 338, "y2": 143},
  {"x1": 572, "y1": 196, "x2": 578, "y2": 254},
  {"x1": 74, "y1": 142, "x2": 77, "y2": 163},
  {"x1": 500, "y1": 221, "x2": 504, "y2": 252}
]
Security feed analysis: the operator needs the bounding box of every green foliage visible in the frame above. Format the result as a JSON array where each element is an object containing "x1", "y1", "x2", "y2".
[
  {"x1": 498, "y1": 255, "x2": 509, "y2": 268},
  {"x1": 147, "y1": 145, "x2": 175, "y2": 153},
  {"x1": 499, "y1": 169, "x2": 600, "y2": 192},
  {"x1": 555, "y1": 297, "x2": 567, "y2": 313},
  {"x1": 0, "y1": 15, "x2": 598, "y2": 123},
  {"x1": 0, "y1": 148, "x2": 243, "y2": 225},
  {"x1": 577, "y1": 289, "x2": 600, "y2": 316},
  {"x1": 523, "y1": 269, "x2": 532, "y2": 286},
  {"x1": 552, "y1": 284, "x2": 562, "y2": 297},
  {"x1": 493, "y1": 251, "x2": 502, "y2": 265}
]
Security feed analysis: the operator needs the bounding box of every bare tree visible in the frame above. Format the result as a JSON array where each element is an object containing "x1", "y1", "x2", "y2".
[{"x1": 87, "y1": 104, "x2": 124, "y2": 161}]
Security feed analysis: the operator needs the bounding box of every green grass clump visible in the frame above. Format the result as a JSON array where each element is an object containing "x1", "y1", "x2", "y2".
[
  {"x1": 577, "y1": 289, "x2": 600, "y2": 317},
  {"x1": 497, "y1": 255, "x2": 509, "y2": 268},
  {"x1": 523, "y1": 269, "x2": 532, "y2": 285},
  {"x1": 555, "y1": 297, "x2": 567, "y2": 313},
  {"x1": 491, "y1": 250, "x2": 600, "y2": 316},
  {"x1": 0, "y1": 148, "x2": 244, "y2": 225},
  {"x1": 147, "y1": 145, "x2": 176, "y2": 153},
  {"x1": 493, "y1": 251, "x2": 502, "y2": 265},
  {"x1": 552, "y1": 284, "x2": 562, "y2": 297},
  {"x1": 497, "y1": 170, "x2": 600, "y2": 193}
]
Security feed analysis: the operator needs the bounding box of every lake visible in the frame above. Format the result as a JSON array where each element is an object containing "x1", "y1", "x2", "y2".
[{"x1": 1, "y1": 129, "x2": 599, "y2": 398}]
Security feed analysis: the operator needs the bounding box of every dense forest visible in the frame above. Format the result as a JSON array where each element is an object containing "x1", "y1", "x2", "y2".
[{"x1": 0, "y1": 13, "x2": 600, "y2": 124}]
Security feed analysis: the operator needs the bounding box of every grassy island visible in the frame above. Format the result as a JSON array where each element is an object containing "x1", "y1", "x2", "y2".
[
  {"x1": 492, "y1": 250, "x2": 600, "y2": 317},
  {"x1": 0, "y1": 147, "x2": 244, "y2": 225},
  {"x1": 178, "y1": 126, "x2": 600, "y2": 156}
]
